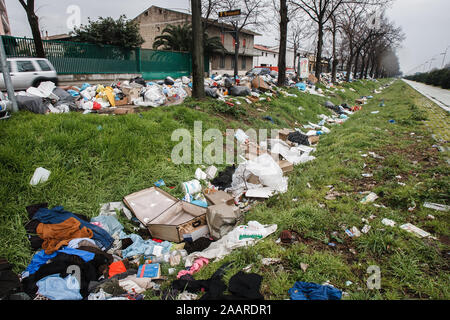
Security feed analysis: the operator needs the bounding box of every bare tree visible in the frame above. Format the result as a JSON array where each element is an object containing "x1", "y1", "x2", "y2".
[
  {"x1": 18, "y1": 0, "x2": 46, "y2": 58},
  {"x1": 278, "y1": 0, "x2": 289, "y2": 86},
  {"x1": 192, "y1": 0, "x2": 205, "y2": 99},
  {"x1": 288, "y1": 0, "x2": 350, "y2": 79}
]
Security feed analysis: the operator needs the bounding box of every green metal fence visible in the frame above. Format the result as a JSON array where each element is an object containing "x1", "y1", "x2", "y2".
[{"x1": 2, "y1": 35, "x2": 209, "y2": 80}]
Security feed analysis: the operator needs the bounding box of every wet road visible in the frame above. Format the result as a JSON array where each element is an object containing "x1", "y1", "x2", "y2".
[{"x1": 403, "y1": 79, "x2": 450, "y2": 113}]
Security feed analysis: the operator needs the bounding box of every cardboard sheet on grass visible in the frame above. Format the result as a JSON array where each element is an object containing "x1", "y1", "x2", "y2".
[{"x1": 123, "y1": 187, "x2": 208, "y2": 243}]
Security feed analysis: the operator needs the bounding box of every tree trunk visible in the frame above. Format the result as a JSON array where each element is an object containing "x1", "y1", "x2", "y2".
[
  {"x1": 353, "y1": 50, "x2": 360, "y2": 80},
  {"x1": 315, "y1": 21, "x2": 324, "y2": 79},
  {"x1": 277, "y1": 0, "x2": 288, "y2": 87},
  {"x1": 360, "y1": 53, "x2": 367, "y2": 79},
  {"x1": 345, "y1": 55, "x2": 353, "y2": 82},
  {"x1": 331, "y1": 28, "x2": 337, "y2": 83},
  {"x1": 233, "y1": 30, "x2": 239, "y2": 79},
  {"x1": 191, "y1": 0, "x2": 205, "y2": 99},
  {"x1": 27, "y1": 9, "x2": 45, "y2": 58}
]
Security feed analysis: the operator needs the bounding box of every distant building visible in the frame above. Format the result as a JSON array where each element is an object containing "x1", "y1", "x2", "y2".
[
  {"x1": 133, "y1": 6, "x2": 261, "y2": 75},
  {"x1": 0, "y1": 0, "x2": 11, "y2": 35},
  {"x1": 253, "y1": 45, "x2": 278, "y2": 67}
]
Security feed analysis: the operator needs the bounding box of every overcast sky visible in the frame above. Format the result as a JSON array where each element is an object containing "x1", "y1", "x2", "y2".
[{"x1": 5, "y1": 0, "x2": 450, "y2": 74}]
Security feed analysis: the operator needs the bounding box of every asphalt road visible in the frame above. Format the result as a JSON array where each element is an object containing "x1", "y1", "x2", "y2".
[{"x1": 402, "y1": 79, "x2": 450, "y2": 113}]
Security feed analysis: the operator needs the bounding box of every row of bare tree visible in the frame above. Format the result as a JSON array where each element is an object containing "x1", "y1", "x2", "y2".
[
  {"x1": 195, "y1": 0, "x2": 404, "y2": 90},
  {"x1": 16, "y1": 0, "x2": 405, "y2": 99}
]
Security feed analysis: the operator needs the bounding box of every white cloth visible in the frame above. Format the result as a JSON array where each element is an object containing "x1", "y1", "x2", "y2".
[{"x1": 184, "y1": 221, "x2": 277, "y2": 267}]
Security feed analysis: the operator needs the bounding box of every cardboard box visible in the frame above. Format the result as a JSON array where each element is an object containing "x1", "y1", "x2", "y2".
[
  {"x1": 123, "y1": 187, "x2": 208, "y2": 243},
  {"x1": 114, "y1": 97, "x2": 129, "y2": 106},
  {"x1": 203, "y1": 190, "x2": 234, "y2": 206},
  {"x1": 308, "y1": 136, "x2": 320, "y2": 145},
  {"x1": 278, "y1": 160, "x2": 293, "y2": 174},
  {"x1": 207, "y1": 203, "x2": 243, "y2": 240},
  {"x1": 278, "y1": 128, "x2": 294, "y2": 141},
  {"x1": 122, "y1": 87, "x2": 141, "y2": 104},
  {"x1": 246, "y1": 174, "x2": 261, "y2": 185}
]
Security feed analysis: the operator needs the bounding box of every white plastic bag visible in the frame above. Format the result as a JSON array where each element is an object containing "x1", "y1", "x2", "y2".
[
  {"x1": 246, "y1": 153, "x2": 287, "y2": 193},
  {"x1": 134, "y1": 85, "x2": 166, "y2": 107},
  {"x1": 30, "y1": 167, "x2": 51, "y2": 185}
]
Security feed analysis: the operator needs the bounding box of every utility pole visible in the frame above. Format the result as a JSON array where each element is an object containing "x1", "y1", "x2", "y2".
[
  {"x1": 191, "y1": 0, "x2": 205, "y2": 99},
  {"x1": 441, "y1": 46, "x2": 449, "y2": 68},
  {"x1": 0, "y1": 36, "x2": 18, "y2": 113}
]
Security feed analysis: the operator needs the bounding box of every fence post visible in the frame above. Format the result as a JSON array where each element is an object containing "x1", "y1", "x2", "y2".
[{"x1": 0, "y1": 35, "x2": 18, "y2": 113}]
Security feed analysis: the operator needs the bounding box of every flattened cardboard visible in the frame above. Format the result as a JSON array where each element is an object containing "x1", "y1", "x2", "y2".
[
  {"x1": 278, "y1": 160, "x2": 294, "y2": 174},
  {"x1": 278, "y1": 128, "x2": 294, "y2": 141},
  {"x1": 203, "y1": 190, "x2": 234, "y2": 206}
]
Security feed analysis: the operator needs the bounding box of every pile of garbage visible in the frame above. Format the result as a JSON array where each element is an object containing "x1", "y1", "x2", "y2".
[
  {"x1": 11, "y1": 76, "x2": 193, "y2": 115},
  {"x1": 1, "y1": 96, "x2": 367, "y2": 301}
]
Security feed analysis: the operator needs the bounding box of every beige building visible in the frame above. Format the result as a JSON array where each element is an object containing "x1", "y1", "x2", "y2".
[
  {"x1": 0, "y1": 0, "x2": 11, "y2": 35},
  {"x1": 133, "y1": 6, "x2": 260, "y2": 76}
]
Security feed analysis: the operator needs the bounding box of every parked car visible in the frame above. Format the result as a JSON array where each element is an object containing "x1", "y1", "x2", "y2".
[
  {"x1": 246, "y1": 67, "x2": 271, "y2": 77},
  {"x1": 0, "y1": 57, "x2": 58, "y2": 91}
]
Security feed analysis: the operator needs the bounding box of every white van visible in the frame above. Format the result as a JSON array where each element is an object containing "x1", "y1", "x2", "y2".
[{"x1": 0, "y1": 57, "x2": 58, "y2": 91}]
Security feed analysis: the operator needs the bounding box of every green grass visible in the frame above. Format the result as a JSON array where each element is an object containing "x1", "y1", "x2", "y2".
[{"x1": 0, "y1": 78, "x2": 448, "y2": 300}]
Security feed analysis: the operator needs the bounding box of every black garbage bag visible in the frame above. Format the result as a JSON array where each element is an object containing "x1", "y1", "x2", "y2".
[
  {"x1": 15, "y1": 95, "x2": 49, "y2": 114},
  {"x1": 288, "y1": 131, "x2": 310, "y2": 146},
  {"x1": 205, "y1": 87, "x2": 219, "y2": 99},
  {"x1": 130, "y1": 77, "x2": 146, "y2": 86},
  {"x1": 164, "y1": 77, "x2": 175, "y2": 85},
  {"x1": 229, "y1": 86, "x2": 251, "y2": 97},
  {"x1": 224, "y1": 77, "x2": 233, "y2": 88}
]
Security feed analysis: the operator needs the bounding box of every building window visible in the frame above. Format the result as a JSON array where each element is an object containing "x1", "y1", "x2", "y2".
[
  {"x1": 156, "y1": 26, "x2": 160, "y2": 32},
  {"x1": 274, "y1": 54, "x2": 276, "y2": 58},
  {"x1": 243, "y1": 39, "x2": 246, "y2": 48},
  {"x1": 145, "y1": 11, "x2": 148, "y2": 16},
  {"x1": 220, "y1": 55, "x2": 225, "y2": 69},
  {"x1": 241, "y1": 57, "x2": 246, "y2": 70},
  {"x1": 261, "y1": 51, "x2": 264, "y2": 56}
]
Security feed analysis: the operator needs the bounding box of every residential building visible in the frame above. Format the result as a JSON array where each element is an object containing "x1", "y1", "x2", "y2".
[
  {"x1": 0, "y1": 0, "x2": 11, "y2": 35},
  {"x1": 133, "y1": 6, "x2": 260, "y2": 75},
  {"x1": 253, "y1": 44, "x2": 278, "y2": 67}
]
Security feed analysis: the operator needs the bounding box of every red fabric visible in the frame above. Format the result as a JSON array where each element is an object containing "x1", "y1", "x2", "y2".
[
  {"x1": 93, "y1": 102, "x2": 101, "y2": 110},
  {"x1": 108, "y1": 260, "x2": 127, "y2": 278},
  {"x1": 152, "y1": 238, "x2": 163, "y2": 243}
]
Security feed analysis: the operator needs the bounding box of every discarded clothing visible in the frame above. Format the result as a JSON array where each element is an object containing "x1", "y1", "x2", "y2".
[
  {"x1": 0, "y1": 258, "x2": 22, "y2": 300},
  {"x1": 108, "y1": 260, "x2": 127, "y2": 278},
  {"x1": 36, "y1": 274, "x2": 83, "y2": 300},
  {"x1": 177, "y1": 257, "x2": 209, "y2": 279},
  {"x1": 184, "y1": 221, "x2": 277, "y2": 267},
  {"x1": 184, "y1": 237, "x2": 214, "y2": 254},
  {"x1": 228, "y1": 272, "x2": 264, "y2": 300},
  {"x1": 120, "y1": 233, "x2": 172, "y2": 259},
  {"x1": 67, "y1": 238, "x2": 96, "y2": 249},
  {"x1": 33, "y1": 206, "x2": 114, "y2": 251},
  {"x1": 24, "y1": 248, "x2": 95, "y2": 275},
  {"x1": 37, "y1": 217, "x2": 94, "y2": 254},
  {"x1": 22, "y1": 258, "x2": 100, "y2": 298},
  {"x1": 90, "y1": 215, "x2": 124, "y2": 236},
  {"x1": 211, "y1": 165, "x2": 236, "y2": 190},
  {"x1": 288, "y1": 281, "x2": 342, "y2": 300},
  {"x1": 287, "y1": 131, "x2": 310, "y2": 146}
]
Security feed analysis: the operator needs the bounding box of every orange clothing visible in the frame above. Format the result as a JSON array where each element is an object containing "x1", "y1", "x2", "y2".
[
  {"x1": 108, "y1": 260, "x2": 127, "y2": 278},
  {"x1": 37, "y1": 217, "x2": 93, "y2": 254}
]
